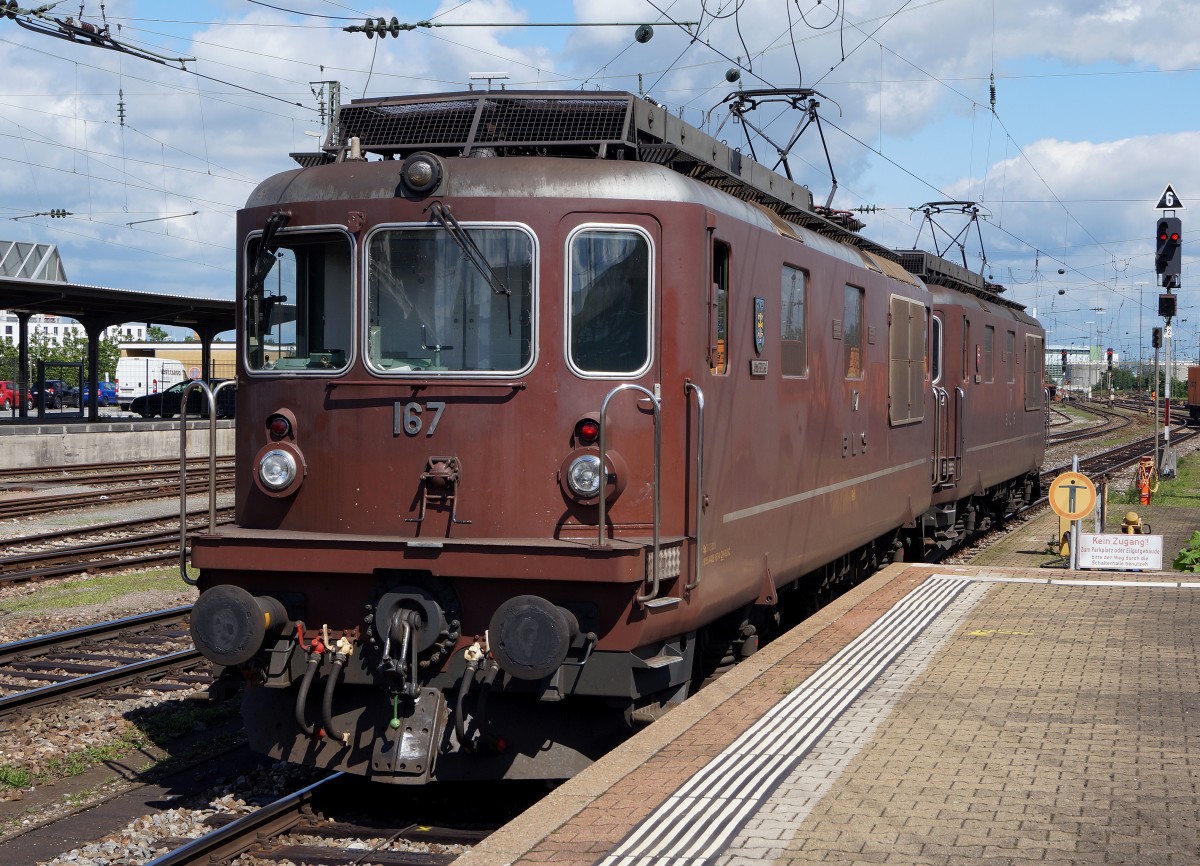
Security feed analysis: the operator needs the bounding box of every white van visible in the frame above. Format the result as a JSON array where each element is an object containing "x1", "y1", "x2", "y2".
[{"x1": 115, "y1": 357, "x2": 188, "y2": 410}]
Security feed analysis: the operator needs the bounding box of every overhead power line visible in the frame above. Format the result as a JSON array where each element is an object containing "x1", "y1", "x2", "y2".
[
  {"x1": 0, "y1": 3, "x2": 315, "y2": 110},
  {"x1": 2, "y1": 1, "x2": 194, "y2": 66}
]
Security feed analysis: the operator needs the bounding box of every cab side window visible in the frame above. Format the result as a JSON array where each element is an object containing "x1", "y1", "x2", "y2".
[
  {"x1": 710, "y1": 241, "x2": 731, "y2": 374},
  {"x1": 781, "y1": 265, "x2": 807, "y2": 376},
  {"x1": 568, "y1": 227, "x2": 651, "y2": 376},
  {"x1": 983, "y1": 325, "x2": 995, "y2": 383},
  {"x1": 1006, "y1": 330, "x2": 1016, "y2": 383},
  {"x1": 844, "y1": 284, "x2": 864, "y2": 379}
]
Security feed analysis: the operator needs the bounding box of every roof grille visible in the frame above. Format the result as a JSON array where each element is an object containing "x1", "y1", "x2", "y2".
[
  {"x1": 325, "y1": 90, "x2": 817, "y2": 226},
  {"x1": 893, "y1": 250, "x2": 1009, "y2": 300},
  {"x1": 334, "y1": 94, "x2": 633, "y2": 154},
  {"x1": 289, "y1": 152, "x2": 333, "y2": 168}
]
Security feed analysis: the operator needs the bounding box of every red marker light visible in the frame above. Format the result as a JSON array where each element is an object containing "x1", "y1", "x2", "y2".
[
  {"x1": 268, "y1": 415, "x2": 291, "y2": 438},
  {"x1": 576, "y1": 419, "x2": 600, "y2": 444}
]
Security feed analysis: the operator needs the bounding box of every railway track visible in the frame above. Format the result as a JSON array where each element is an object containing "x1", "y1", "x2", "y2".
[
  {"x1": 142, "y1": 767, "x2": 528, "y2": 863},
  {"x1": 0, "y1": 509, "x2": 234, "y2": 583},
  {"x1": 0, "y1": 457, "x2": 233, "y2": 485},
  {"x1": 1044, "y1": 425, "x2": 1196, "y2": 481},
  {"x1": 0, "y1": 607, "x2": 208, "y2": 717},
  {"x1": 144, "y1": 773, "x2": 497, "y2": 866},
  {"x1": 0, "y1": 472, "x2": 235, "y2": 520},
  {"x1": 1045, "y1": 399, "x2": 1132, "y2": 445}
]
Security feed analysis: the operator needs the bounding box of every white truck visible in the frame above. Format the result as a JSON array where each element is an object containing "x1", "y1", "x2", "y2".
[{"x1": 115, "y1": 357, "x2": 188, "y2": 411}]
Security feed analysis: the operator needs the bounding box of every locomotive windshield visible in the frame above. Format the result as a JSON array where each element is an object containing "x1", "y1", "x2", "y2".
[
  {"x1": 366, "y1": 225, "x2": 534, "y2": 373},
  {"x1": 245, "y1": 230, "x2": 353, "y2": 373}
]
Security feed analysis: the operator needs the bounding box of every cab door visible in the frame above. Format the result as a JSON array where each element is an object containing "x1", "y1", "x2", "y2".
[
  {"x1": 930, "y1": 312, "x2": 962, "y2": 488},
  {"x1": 561, "y1": 214, "x2": 664, "y2": 507}
]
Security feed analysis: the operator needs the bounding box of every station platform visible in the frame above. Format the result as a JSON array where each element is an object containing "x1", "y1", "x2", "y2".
[
  {"x1": 457, "y1": 519, "x2": 1200, "y2": 864},
  {"x1": 0, "y1": 416, "x2": 233, "y2": 468}
]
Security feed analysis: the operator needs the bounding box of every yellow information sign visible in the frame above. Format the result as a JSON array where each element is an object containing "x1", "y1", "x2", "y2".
[{"x1": 1048, "y1": 471, "x2": 1097, "y2": 520}]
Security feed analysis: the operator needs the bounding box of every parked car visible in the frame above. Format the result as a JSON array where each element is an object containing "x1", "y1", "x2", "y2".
[
  {"x1": 130, "y1": 379, "x2": 235, "y2": 419},
  {"x1": 115, "y1": 357, "x2": 187, "y2": 410},
  {"x1": 0, "y1": 380, "x2": 32, "y2": 410},
  {"x1": 82, "y1": 381, "x2": 118, "y2": 406},
  {"x1": 40, "y1": 379, "x2": 80, "y2": 409}
]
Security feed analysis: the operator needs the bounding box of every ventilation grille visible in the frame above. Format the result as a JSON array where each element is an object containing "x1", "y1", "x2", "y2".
[
  {"x1": 893, "y1": 250, "x2": 1003, "y2": 296},
  {"x1": 334, "y1": 93, "x2": 634, "y2": 154}
]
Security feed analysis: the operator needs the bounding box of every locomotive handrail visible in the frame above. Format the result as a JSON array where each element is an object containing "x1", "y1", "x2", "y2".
[
  {"x1": 954, "y1": 385, "x2": 965, "y2": 481},
  {"x1": 178, "y1": 380, "x2": 234, "y2": 586},
  {"x1": 598, "y1": 383, "x2": 662, "y2": 605},
  {"x1": 684, "y1": 380, "x2": 705, "y2": 592},
  {"x1": 931, "y1": 385, "x2": 948, "y2": 485}
]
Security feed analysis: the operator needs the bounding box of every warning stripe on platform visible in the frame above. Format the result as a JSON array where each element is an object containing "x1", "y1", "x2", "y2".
[{"x1": 595, "y1": 575, "x2": 973, "y2": 866}]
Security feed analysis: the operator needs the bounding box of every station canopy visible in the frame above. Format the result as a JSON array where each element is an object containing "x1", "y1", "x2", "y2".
[
  {"x1": 0, "y1": 241, "x2": 234, "y2": 421},
  {"x1": 0, "y1": 241, "x2": 233, "y2": 335}
]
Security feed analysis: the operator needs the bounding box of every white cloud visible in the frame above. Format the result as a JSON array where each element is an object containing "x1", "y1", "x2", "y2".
[{"x1": 0, "y1": 0, "x2": 1195, "y2": 340}]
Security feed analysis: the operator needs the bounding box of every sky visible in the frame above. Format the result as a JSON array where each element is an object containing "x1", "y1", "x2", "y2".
[{"x1": 1, "y1": 0, "x2": 1198, "y2": 362}]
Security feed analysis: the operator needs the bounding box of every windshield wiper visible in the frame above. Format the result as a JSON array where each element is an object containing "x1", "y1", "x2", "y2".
[
  {"x1": 425, "y1": 201, "x2": 512, "y2": 334},
  {"x1": 246, "y1": 210, "x2": 292, "y2": 350},
  {"x1": 248, "y1": 210, "x2": 291, "y2": 297}
]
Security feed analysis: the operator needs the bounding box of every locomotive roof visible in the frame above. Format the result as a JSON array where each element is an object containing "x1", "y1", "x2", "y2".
[{"x1": 285, "y1": 89, "x2": 1024, "y2": 312}]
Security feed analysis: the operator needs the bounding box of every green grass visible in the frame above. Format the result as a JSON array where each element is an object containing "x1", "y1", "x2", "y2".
[
  {"x1": 0, "y1": 566, "x2": 197, "y2": 616},
  {"x1": 1146, "y1": 451, "x2": 1200, "y2": 507},
  {"x1": 0, "y1": 699, "x2": 241, "y2": 791},
  {"x1": 0, "y1": 766, "x2": 30, "y2": 788},
  {"x1": 1108, "y1": 452, "x2": 1200, "y2": 507}
]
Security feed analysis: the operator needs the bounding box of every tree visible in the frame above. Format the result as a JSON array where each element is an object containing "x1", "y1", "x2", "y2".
[
  {"x1": 2, "y1": 329, "x2": 123, "y2": 384},
  {"x1": 147, "y1": 325, "x2": 170, "y2": 342},
  {"x1": 0, "y1": 338, "x2": 17, "y2": 382}
]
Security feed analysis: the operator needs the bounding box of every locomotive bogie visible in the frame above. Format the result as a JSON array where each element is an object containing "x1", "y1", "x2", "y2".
[{"x1": 189, "y1": 90, "x2": 1047, "y2": 785}]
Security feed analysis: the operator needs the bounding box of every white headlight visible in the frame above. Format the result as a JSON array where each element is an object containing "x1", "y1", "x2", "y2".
[
  {"x1": 259, "y1": 449, "x2": 298, "y2": 491},
  {"x1": 566, "y1": 454, "x2": 603, "y2": 498}
]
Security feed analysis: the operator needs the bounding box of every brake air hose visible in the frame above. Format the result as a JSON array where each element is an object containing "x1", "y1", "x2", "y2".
[
  {"x1": 454, "y1": 642, "x2": 484, "y2": 748},
  {"x1": 473, "y1": 659, "x2": 501, "y2": 743},
  {"x1": 294, "y1": 623, "x2": 325, "y2": 737},
  {"x1": 321, "y1": 636, "x2": 354, "y2": 746},
  {"x1": 295, "y1": 654, "x2": 321, "y2": 736}
]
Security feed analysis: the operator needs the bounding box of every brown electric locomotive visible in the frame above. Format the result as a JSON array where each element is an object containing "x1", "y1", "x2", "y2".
[{"x1": 187, "y1": 90, "x2": 1045, "y2": 784}]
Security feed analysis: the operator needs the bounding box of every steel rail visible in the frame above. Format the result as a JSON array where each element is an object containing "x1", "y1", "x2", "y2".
[
  {"x1": 0, "y1": 457, "x2": 232, "y2": 482},
  {"x1": 0, "y1": 606, "x2": 192, "y2": 662},
  {"x1": 0, "y1": 506, "x2": 234, "y2": 547},
  {"x1": 144, "y1": 773, "x2": 344, "y2": 866},
  {"x1": 0, "y1": 474, "x2": 235, "y2": 519},
  {"x1": 0, "y1": 648, "x2": 203, "y2": 716}
]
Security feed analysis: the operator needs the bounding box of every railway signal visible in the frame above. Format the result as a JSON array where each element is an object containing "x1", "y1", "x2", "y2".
[
  {"x1": 1155, "y1": 216, "x2": 1182, "y2": 284},
  {"x1": 1106, "y1": 347, "x2": 1113, "y2": 370}
]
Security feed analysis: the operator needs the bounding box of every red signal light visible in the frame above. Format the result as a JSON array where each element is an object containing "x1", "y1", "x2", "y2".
[
  {"x1": 575, "y1": 418, "x2": 600, "y2": 445},
  {"x1": 268, "y1": 415, "x2": 291, "y2": 439}
]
